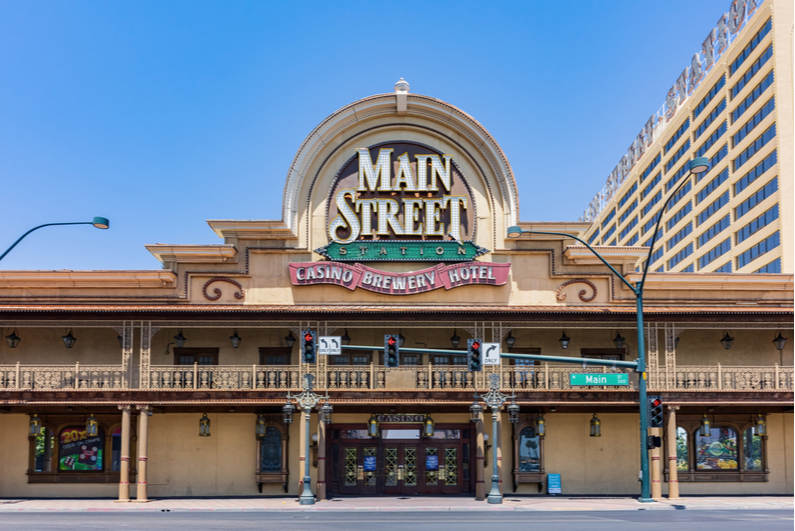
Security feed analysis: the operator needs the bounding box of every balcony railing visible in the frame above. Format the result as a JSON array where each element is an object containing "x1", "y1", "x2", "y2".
[{"x1": 0, "y1": 362, "x2": 792, "y2": 392}]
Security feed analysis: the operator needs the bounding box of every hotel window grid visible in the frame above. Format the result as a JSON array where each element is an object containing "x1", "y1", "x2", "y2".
[
  {"x1": 732, "y1": 97, "x2": 775, "y2": 148},
  {"x1": 698, "y1": 215, "x2": 730, "y2": 248},
  {"x1": 667, "y1": 201, "x2": 692, "y2": 231},
  {"x1": 715, "y1": 261, "x2": 733, "y2": 273},
  {"x1": 699, "y1": 238, "x2": 731, "y2": 270},
  {"x1": 695, "y1": 122, "x2": 726, "y2": 158},
  {"x1": 666, "y1": 222, "x2": 692, "y2": 251},
  {"x1": 668, "y1": 243, "x2": 693, "y2": 270},
  {"x1": 735, "y1": 150, "x2": 777, "y2": 195},
  {"x1": 693, "y1": 75, "x2": 725, "y2": 118},
  {"x1": 626, "y1": 233, "x2": 638, "y2": 246},
  {"x1": 695, "y1": 99, "x2": 726, "y2": 140},
  {"x1": 733, "y1": 124, "x2": 775, "y2": 171},
  {"x1": 639, "y1": 154, "x2": 661, "y2": 183},
  {"x1": 736, "y1": 205, "x2": 778, "y2": 245},
  {"x1": 643, "y1": 229, "x2": 663, "y2": 248},
  {"x1": 731, "y1": 70, "x2": 774, "y2": 124},
  {"x1": 698, "y1": 191, "x2": 730, "y2": 226},
  {"x1": 588, "y1": 228, "x2": 600, "y2": 245},
  {"x1": 668, "y1": 179, "x2": 691, "y2": 210},
  {"x1": 601, "y1": 209, "x2": 616, "y2": 228},
  {"x1": 730, "y1": 45, "x2": 773, "y2": 100},
  {"x1": 736, "y1": 231, "x2": 779, "y2": 269},
  {"x1": 729, "y1": 18, "x2": 772, "y2": 76},
  {"x1": 665, "y1": 163, "x2": 690, "y2": 193},
  {"x1": 755, "y1": 258, "x2": 781, "y2": 274},
  {"x1": 641, "y1": 214, "x2": 662, "y2": 236},
  {"x1": 664, "y1": 119, "x2": 690, "y2": 154},
  {"x1": 696, "y1": 168, "x2": 729, "y2": 205},
  {"x1": 619, "y1": 217, "x2": 638, "y2": 241},
  {"x1": 649, "y1": 247, "x2": 664, "y2": 266},
  {"x1": 735, "y1": 177, "x2": 778, "y2": 220},
  {"x1": 619, "y1": 199, "x2": 637, "y2": 225},
  {"x1": 641, "y1": 173, "x2": 661, "y2": 200},
  {"x1": 601, "y1": 224, "x2": 616, "y2": 243},
  {"x1": 641, "y1": 191, "x2": 662, "y2": 218},
  {"x1": 618, "y1": 182, "x2": 638, "y2": 209},
  {"x1": 700, "y1": 145, "x2": 728, "y2": 183},
  {"x1": 665, "y1": 139, "x2": 691, "y2": 172}
]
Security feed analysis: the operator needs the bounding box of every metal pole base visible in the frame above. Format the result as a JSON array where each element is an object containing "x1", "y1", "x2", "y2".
[
  {"x1": 487, "y1": 481, "x2": 502, "y2": 504},
  {"x1": 638, "y1": 497, "x2": 654, "y2": 503},
  {"x1": 299, "y1": 484, "x2": 315, "y2": 505}
]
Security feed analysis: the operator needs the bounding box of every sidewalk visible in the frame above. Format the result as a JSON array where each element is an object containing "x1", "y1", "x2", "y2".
[{"x1": 0, "y1": 496, "x2": 792, "y2": 512}]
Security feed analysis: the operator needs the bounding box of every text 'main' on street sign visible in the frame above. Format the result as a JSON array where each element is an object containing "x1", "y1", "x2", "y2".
[{"x1": 570, "y1": 373, "x2": 629, "y2": 386}]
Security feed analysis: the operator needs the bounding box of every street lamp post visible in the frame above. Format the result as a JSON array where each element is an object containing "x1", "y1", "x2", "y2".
[
  {"x1": 0, "y1": 217, "x2": 110, "y2": 262},
  {"x1": 474, "y1": 373, "x2": 515, "y2": 504},
  {"x1": 285, "y1": 374, "x2": 331, "y2": 505},
  {"x1": 507, "y1": 157, "x2": 709, "y2": 502}
]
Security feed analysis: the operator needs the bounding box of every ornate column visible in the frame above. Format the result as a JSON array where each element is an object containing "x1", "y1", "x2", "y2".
[
  {"x1": 475, "y1": 409, "x2": 485, "y2": 500},
  {"x1": 113, "y1": 321, "x2": 134, "y2": 388},
  {"x1": 117, "y1": 405, "x2": 132, "y2": 502},
  {"x1": 664, "y1": 324, "x2": 682, "y2": 389},
  {"x1": 646, "y1": 324, "x2": 659, "y2": 389},
  {"x1": 135, "y1": 405, "x2": 151, "y2": 502},
  {"x1": 650, "y1": 427, "x2": 662, "y2": 499},
  {"x1": 316, "y1": 411, "x2": 327, "y2": 500},
  {"x1": 139, "y1": 322, "x2": 160, "y2": 389},
  {"x1": 667, "y1": 406, "x2": 680, "y2": 499}
]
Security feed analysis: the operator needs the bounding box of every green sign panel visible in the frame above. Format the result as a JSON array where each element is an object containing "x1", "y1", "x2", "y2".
[
  {"x1": 570, "y1": 373, "x2": 629, "y2": 386},
  {"x1": 315, "y1": 241, "x2": 488, "y2": 262}
]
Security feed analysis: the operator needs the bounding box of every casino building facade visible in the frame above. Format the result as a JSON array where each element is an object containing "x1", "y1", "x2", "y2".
[{"x1": 0, "y1": 68, "x2": 793, "y2": 499}]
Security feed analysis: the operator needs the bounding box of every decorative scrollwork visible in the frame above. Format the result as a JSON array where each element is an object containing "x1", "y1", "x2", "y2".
[
  {"x1": 556, "y1": 279, "x2": 597, "y2": 302},
  {"x1": 202, "y1": 278, "x2": 245, "y2": 301}
]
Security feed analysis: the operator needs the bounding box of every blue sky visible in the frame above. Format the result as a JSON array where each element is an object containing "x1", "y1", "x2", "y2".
[{"x1": 0, "y1": 0, "x2": 731, "y2": 270}]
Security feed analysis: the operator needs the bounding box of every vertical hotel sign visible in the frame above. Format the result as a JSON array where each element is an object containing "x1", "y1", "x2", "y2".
[
  {"x1": 290, "y1": 142, "x2": 510, "y2": 295},
  {"x1": 581, "y1": 0, "x2": 765, "y2": 222}
]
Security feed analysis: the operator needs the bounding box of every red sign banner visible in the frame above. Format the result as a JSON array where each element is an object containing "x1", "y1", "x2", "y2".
[{"x1": 289, "y1": 261, "x2": 510, "y2": 295}]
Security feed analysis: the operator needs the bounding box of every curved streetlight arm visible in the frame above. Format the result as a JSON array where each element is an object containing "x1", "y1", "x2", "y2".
[
  {"x1": 508, "y1": 229, "x2": 636, "y2": 293},
  {"x1": 0, "y1": 219, "x2": 107, "y2": 262}
]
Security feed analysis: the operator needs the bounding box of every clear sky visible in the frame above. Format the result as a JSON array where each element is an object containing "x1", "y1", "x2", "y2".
[{"x1": 0, "y1": 0, "x2": 731, "y2": 270}]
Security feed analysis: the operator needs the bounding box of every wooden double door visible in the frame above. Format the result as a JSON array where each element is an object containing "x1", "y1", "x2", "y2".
[{"x1": 329, "y1": 425, "x2": 471, "y2": 496}]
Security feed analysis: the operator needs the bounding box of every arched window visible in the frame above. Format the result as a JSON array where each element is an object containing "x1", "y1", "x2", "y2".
[
  {"x1": 675, "y1": 427, "x2": 688, "y2": 471},
  {"x1": 743, "y1": 427, "x2": 762, "y2": 470},
  {"x1": 518, "y1": 426, "x2": 540, "y2": 472},
  {"x1": 695, "y1": 427, "x2": 738, "y2": 470},
  {"x1": 34, "y1": 426, "x2": 54, "y2": 472},
  {"x1": 58, "y1": 425, "x2": 105, "y2": 471},
  {"x1": 260, "y1": 426, "x2": 282, "y2": 472}
]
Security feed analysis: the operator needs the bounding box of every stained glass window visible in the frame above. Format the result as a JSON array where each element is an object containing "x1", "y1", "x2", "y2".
[{"x1": 260, "y1": 427, "x2": 282, "y2": 472}]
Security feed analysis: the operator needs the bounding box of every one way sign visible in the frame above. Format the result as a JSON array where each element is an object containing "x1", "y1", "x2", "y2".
[
  {"x1": 482, "y1": 343, "x2": 500, "y2": 365},
  {"x1": 318, "y1": 336, "x2": 341, "y2": 356}
]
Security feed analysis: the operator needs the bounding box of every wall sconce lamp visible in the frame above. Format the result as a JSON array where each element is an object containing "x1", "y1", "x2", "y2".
[
  {"x1": 174, "y1": 330, "x2": 187, "y2": 348},
  {"x1": 320, "y1": 399, "x2": 333, "y2": 424},
  {"x1": 505, "y1": 331, "x2": 516, "y2": 349},
  {"x1": 559, "y1": 331, "x2": 570, "y2": 350},
  {"x1": 255, "y1": 414, "x2": 266, "y2": 439},
  {"x1": 589, "y1": 414, "x2": 601, "y2": 437},
  {"x1": 6, "y1": 329, "x2": 20, "y2": 348},
  {"x1": 86, "y1": 414, "x2": 99, "y2": 437},
  {"x1": 282, "y1": 400, "x2": 295, "y2": 424},
  {"x1": 450, "y1": 329, "x2": 461, "y2": 349},
  {"x1": 229, "y1": 330, "x2": 242, "y2": 349},
  {"x1": 720, "y1": 331, "x2": 734, "y2": 350},
  {"x1": 613, "y1": 331, "x2": 626, "y2": 349},
  {"x1": 773, "y1": 332, "x2": 787, "y2": 351},
  {"x1": 423, "y1": 414, "x2": 435, "y2": 438},
  {"x1": 754, "y1": 414, "x2": 766, "y2": 437},
  {"x1": 341, "y1": 330, "x2": 351, "y2": 346},
  {"x1": 470, "y1": 400, "x2": 483, "y2": 422},
  {"x1": 508, "y1": 399, "x2": 520, "y2": 424},
  {"x1": 62, "y1": 329, "x2": 77, "y2": 349},
  {"x1": 29, "y1": 414, "x2": 42, "y2": 436},
  {"x1": 367, "y1": 414, "x2": 380, "y2": 438},
  {"x1": 284, "y1": 331, "x2": 296, "y2": 348},
  {"x1": 536, "y1": 414, "x2": 546, "y2": 436},
  {"x1": 699, "y1": 414, "x2": 711, "y2": 436},
  {"x1": 199, "y1": 413, "x2": 211, "y2": 437}
]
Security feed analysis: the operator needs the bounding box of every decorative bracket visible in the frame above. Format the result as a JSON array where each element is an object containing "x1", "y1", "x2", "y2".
[
  {"x1": 555, "y1": 279, "x2": 597, "y2": 302},
  {"x1": 202, "y1": 278, "x2": 245, "y2": 301}
]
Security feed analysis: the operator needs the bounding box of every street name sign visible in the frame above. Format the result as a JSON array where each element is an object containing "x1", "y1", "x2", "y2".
[
  {"x1": 318, "y1": 337, "x2": 341, "y2": 356},
  {"x1": 570, "y1": 373, "x2": 629, "y2": 386}
]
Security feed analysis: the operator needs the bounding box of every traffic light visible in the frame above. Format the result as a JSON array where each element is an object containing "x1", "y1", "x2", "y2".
[
  {"x1": 302, "y1": 330, "x2": 316, "y2": 364},
  {"x1": 646, "y1": 435, "x2": 662, "y2": 449},
  {"x1": 648, "y1": 396, "x2": 664, "y2": 428},
  {"x1": 385, "y1": 334, "x2": 399, "y2": 368},
  {"x1": 467, "y1": 339, "x2": 483, "y2": 372}
]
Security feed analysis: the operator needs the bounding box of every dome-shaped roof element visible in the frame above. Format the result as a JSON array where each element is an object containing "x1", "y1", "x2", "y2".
[{"x1": 394, "y1": 77, "x2": 410, "y2": 94}]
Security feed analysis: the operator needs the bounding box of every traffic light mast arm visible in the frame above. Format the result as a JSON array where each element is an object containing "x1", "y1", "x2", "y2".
[
  {"x1": 502, "y1": 352, "x2": 638, "y2": 369},
  {"x1": 343, "y1": 345, "x2": 466, "y2": 356}
]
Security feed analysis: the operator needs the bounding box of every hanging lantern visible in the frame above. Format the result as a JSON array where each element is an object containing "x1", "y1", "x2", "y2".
[
  {"x1": 772, "y1": 332, "x2": 787, "y2": 351},
  {"x1": 754, "y1": 414, "x2": 766, "y2": 437},
  {"x1": 199, "y1": 413, "x2": 211, "y2": 437},
  {"x1": 5, "y1": 329, "x2": 20, "y2": 348},
  {"x1": 255, "y1": 415, "x2": 266, "y2": 439},
  {"x1": 469, "y1": 400, "x2": 483, "y2": 423},
  {"x1": 399, "y1": 331, "x2": 406, "y2": 347},
  {"x1": 613, "y1": 331, "x2": 626, "y2": 349},
  {"x1": 450, "y1": 329, "x2": 461, "y2": 349},
  {"x1": 62, "y1": 329, "x2": 77, "y2": 349},
  {"x1": 423, "y1": 414, "x2": 435, "y2": 438},
  {"x1": 321, "y1": 399, "x2": 333, "y2": 424},
  {"x1": 720, "y1": 331, "x2": 734, "y2": 350},
  {"x1": 229, "y1": 330, "x2": 242, "y2": 348},
  {"x1": 367, "y1": 414, "x2": 380, "y2": 438},
  {"x1": 559, "y1": 331, "x2": 570, "y2": 349},
  {"x1": 536, "y1": 414, "x2": 546, "y2": 437},
  {"x1": 589, "y1": 414, "x2": 601, "y2": 437},
  {"x1": 174, "y1": 330, "x2": 187, "y2": 348},
  {"x1": 86, "y1": 414, "x2": 99, "y2": 437},
  {"x1": 29, "y1": 414, "x2": 42, "y2": 436},
  {"x1": 699, "y1": 414, "x2": 711, "y2": 436},
  {"x1": 284, "y1": 331, "x2": 296, "y2": 348},
  {"x1": 282, "y1": 400, "x2": 295, "y2": 424},
  {"x1": 341, "y1": 330, "x2": 351, "y2": 346},
  {"x1": 505, "y1": 331, "x2": 516, "y2": 349},
  {"x1": 508, "y1": 399, "x2": 520, "y2": 424}
]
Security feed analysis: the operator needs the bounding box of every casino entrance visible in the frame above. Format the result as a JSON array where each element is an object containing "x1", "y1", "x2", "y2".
[{"x1": 327, "y1": 422, "x2": 473, "y2": 496}]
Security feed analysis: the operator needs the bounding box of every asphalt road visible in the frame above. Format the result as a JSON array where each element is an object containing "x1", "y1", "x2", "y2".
[{"x1": 0, "y1": 510, "x2": 791, "y2": 530}]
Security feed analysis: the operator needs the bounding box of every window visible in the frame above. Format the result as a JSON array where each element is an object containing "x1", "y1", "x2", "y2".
[
  {"x1": 698, "y1": 191, "x2": 729, "y2": 226},
  {"x1": 641, "y1": 173, "x2": 661, "y2": 200},
  {"x1": 731, "y1": 70, "x2": 774, "y2": 124},
  {"x1": 518, "y1": 426, "x2": 541, "y2": 472},
  {"x1": 699, "y1": 238, "x2": 731, "y2": 269},
  {"x1": 673, "y1": 422, "x2": 768, "y2": 480},
  {"x1": 59, "y1": 425, "x2": 105, "y2": 471},
  {"x1": 675, "y1": 427, "x2": 689, "y2": 471},
  {"x1": 668, "y1": 179, "x2": 691, "y2": 209},
  {"x1": 668, "y1": 244, "x2": 693, "y2": 269},
  {"x1": 643, "y1": 229, "x2": 663, "y2": 248},
  {"x1": 432, "y1": 355, "x2": 467, "y2": 366},
  {"x1": 626, "y1": 233, "x2": 638, "y2": 246},
  {"x1": 735, "y1": 150, "x2": 776, "y2": 195},
  {"x1": 698, "y1": 215, "x2": 730, "y2": 248},
  {"x1": 666, "y1": 222, "x2": 692, "y2": 251},
  {"x1": 333, "y1": 352, "x2": 371, "y2": 365},
  {"x1": 732, "y1": 97, "x2": 774, "y2": 148},
  {"x1": 618, "y1": 182, "x2": 637, "y2": 209},
  {"x1": 601, "y1": 209, "x2": 615, "y2": 228},
  {"x1": 665, "y1": 163, "x2": 689, "y2": 193},
  {"x1": 259, "y1": 347, "x2": 292, "y2": 366},
  {"x1": 737, "y1": 232, "x2": 780, "y2": 269},
  {"x1": 618, "y1": 199, "x2": 637, "y2": 225},
  {"x1": 602, "y1": 224, "x2": 616, "y2": 243},
  {"x1": 694, "y1": 99, "x2": 726, "y2": 140},
  {"x1": 641, "y1": 192, "x2": 662, "y2": 218},
  {"x1": 730, "y1": 45, "x2": 772, "y2": 100},
  {"x1": 732, "y1": 124, "x2": 775, "y2": 171},
  {"x1": 255, "y1": 422, "x2": 288, "y2": 492},
  {"x1": 639, "y1": 154, "x2": 661, "y2": 183},
  {"x1": 619, "y1": 217, "x2": 637, "y2": 240},
  {"x1": 735, "y1": 177, "x2": 778, "y2": 220},
  {"x1": 702, "y1": 145, "x2": 728, "y2": 182},
  {"x1": 695, "y1": 122, "x2": 726, "y2": 158},
  {"x1": 664, "y1": 119, "x2": 690, "y2": 155},
  {"x1": 694, "y1": 75, "x2": 725, "y2": 118},
  {"x1": 34, "y1": 426, "x2": 55, "y2": 472},
  {"x1": 588, "y1": 228, "x2": 599, "y2": 245},
  {"x1": 743, "y1": 427, "x2": 763, "y2": 470},
  {"x1": 755, "y1": 258, "x2": 781, "y2": 274},
  {"x1": 696, "y1": 427, "x2": 738, "y2": 470},
  {"x1": 260, "y1": 426, "x2": 283, "y2": 472},
  {"x1": 682, "y1": 263, "x2": 694, "y2": 272},
  {"x1": 666, "y1": 201, "x2": 692, "y2": 231},
  {"x1": 736, "y1": 205, "x2": 778, "y2": 245},
  {"x1": 641, "y1": 213, "x2": 662, "y2": 236},
  {"x1": 175, "y1": 348, "x2": 219, "y2": 366},
  {"x1": 665, "y1": 139, "x2": 691, "y2": 172},
  {"x1": 715, "y1": 261, "x2": 732, "y2": 273},
  {"x1": 581, "y1": 348, "x2": 625, "y2": 361},
  {"x1": 729, "y1": 18, "x2": 772, "y2": 76},
  {"x1": 111, "y1": 427, "x2": 122, "y2": 472},
  {"x1": 696, "y1": 168, "x2": 729, "y2": 205}
]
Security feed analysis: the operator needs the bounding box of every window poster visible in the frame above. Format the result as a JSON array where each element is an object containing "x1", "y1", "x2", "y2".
[
  {"x1": 696, "y1": 427, "x2": 737, "y2": 470},
  {"x1": 426, "y1": 455, "x2": 439, "y2": 471},
  {"x1": 59, "y1": 426, "x2": 104, "y2": 471}
]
